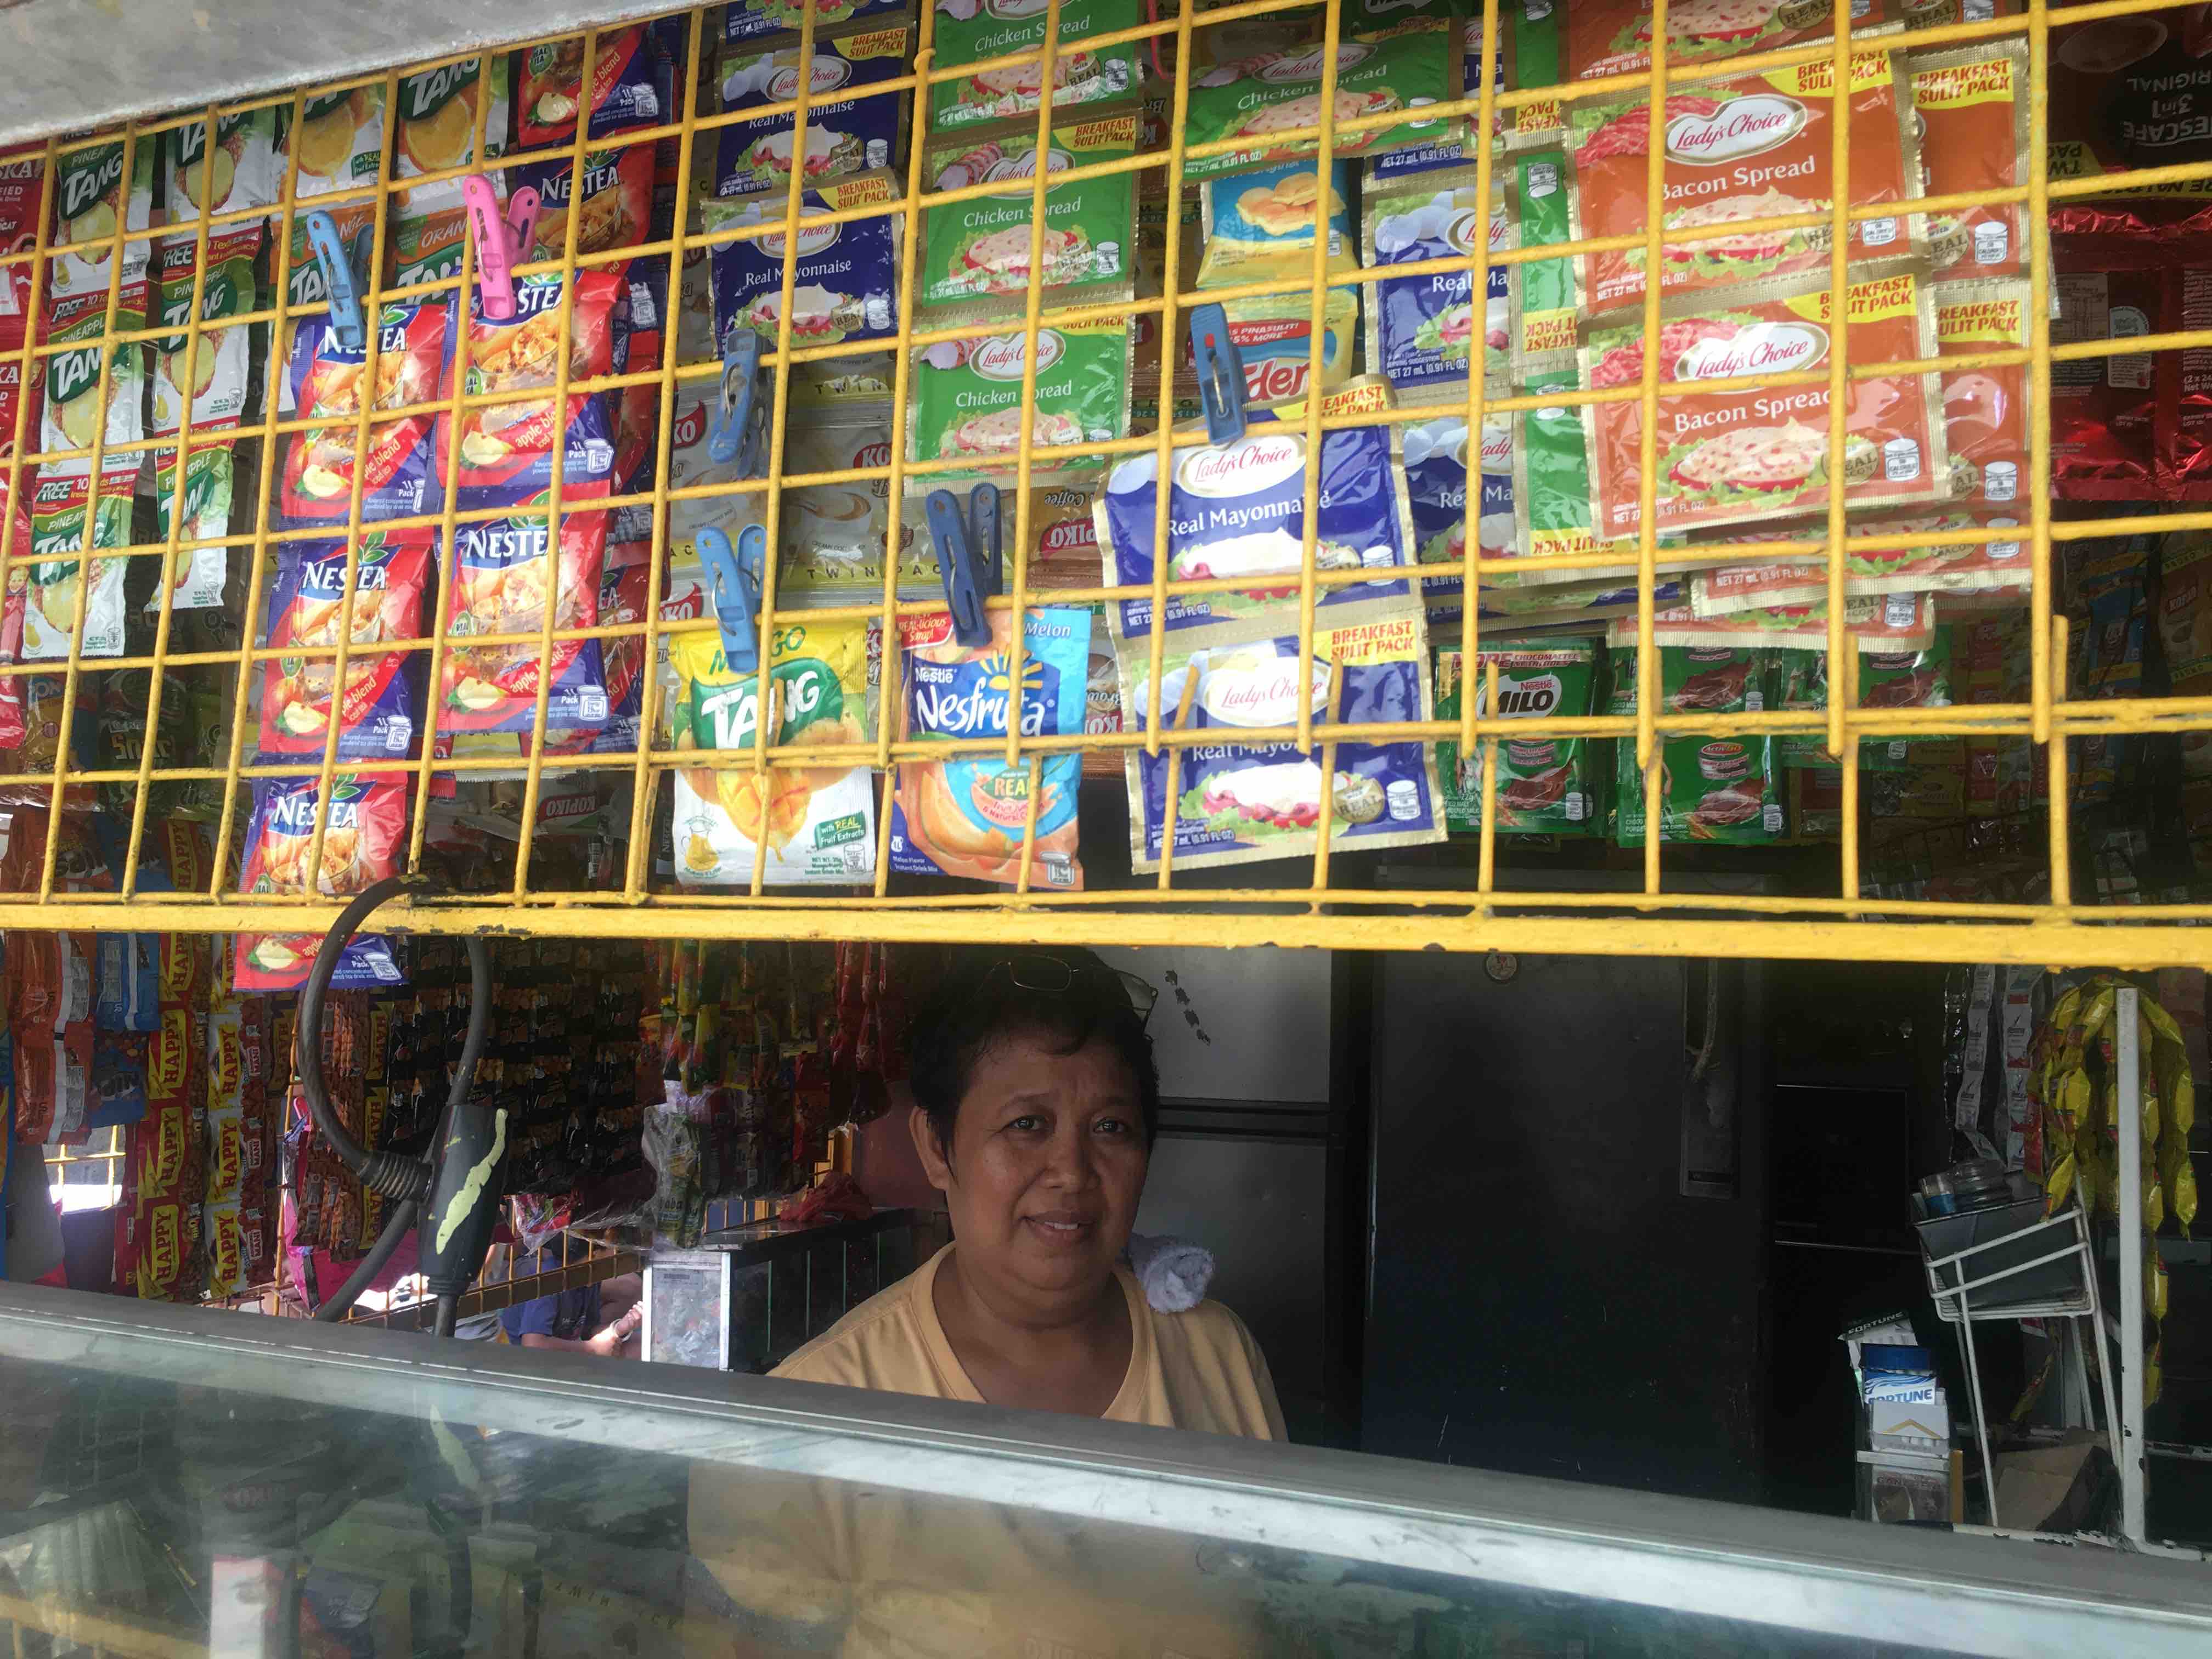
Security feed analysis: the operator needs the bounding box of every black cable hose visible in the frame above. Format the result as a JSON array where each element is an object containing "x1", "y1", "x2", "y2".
[
  {"x1": 297, "y1": 876, "x2": 494, "y2": 1334},
  {"x1": 298, "y1": 876, "x2": 436, "y2": 1203},
  {"x1": 313, "y1": 1199, "x2": 419, "y2": 1324},
  {"x1": 449, "y1": 928, "x2": 494, "y2": 1132},
  {"x1": 423, "y1": 1498, "x2": 475, "y2": 1658}
]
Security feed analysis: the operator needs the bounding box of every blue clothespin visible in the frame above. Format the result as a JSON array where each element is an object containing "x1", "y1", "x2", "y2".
[
  {"x1": 969, "y1": 481, "x2": 1002, "y2": 601},
  {"x1": 304, "y1": 210, "x2": 366, "y2": 351},
  {"x1": 1189, "y1": 301, "x2": 1248, "y2": 445},
  {"x1": 925, "y1": 484, "x2": 1000, "y2": 649},
  {"x1": 698, "y1": 523, "x2": 767, "y2": 672},
  {"x1": 707, "y1": 334, "x2": 762, "y2": 469}
]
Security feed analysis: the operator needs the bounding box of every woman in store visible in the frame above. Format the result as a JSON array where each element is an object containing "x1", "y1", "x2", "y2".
[
  {"x1": 686, "y1": 950, "x2": 1285, "y2": 1656},
  {"x1": 775, "y1": 947, "x2": 1284, "y2": 1435}
]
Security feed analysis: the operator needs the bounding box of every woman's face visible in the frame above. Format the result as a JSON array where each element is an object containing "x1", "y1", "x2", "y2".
[{"x1": 914, "y1": 1026, "x2": 1150, "y2": 1316}]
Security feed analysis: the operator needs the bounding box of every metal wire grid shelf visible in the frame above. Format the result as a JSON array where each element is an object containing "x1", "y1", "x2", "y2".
[
  {"x1": 0, "y1": 0, "x2": 2208, "y2": 964},
  {"x1": 1920, "y1": 1201, "x2": 2120, "y2": 1533}
]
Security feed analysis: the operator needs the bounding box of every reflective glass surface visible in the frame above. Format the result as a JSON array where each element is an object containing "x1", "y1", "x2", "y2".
[{"x1": 2, "y1": 1288, "x2": 2207, "y2": 1659}]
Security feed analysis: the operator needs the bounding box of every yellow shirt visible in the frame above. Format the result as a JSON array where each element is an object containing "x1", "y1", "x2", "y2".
[
  {"x1": 682, "y1": 1248, "x2": 1288, "y2": 1658},
  {"x1": 771, "y1": 1244, "x2": 1287, "y2": 1438}
]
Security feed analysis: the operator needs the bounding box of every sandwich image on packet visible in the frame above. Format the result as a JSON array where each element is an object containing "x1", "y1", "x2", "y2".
[
  {"x1": 712, "y1": 22, "x2": 911, "y2": 198},
  {"x1": 1516, "y1": 375, "x2": 1690, "y2": 587},
  {"x1": 919, "y1": 110, "x2": 1138, "y2": 310},
  {"x1": 257, "y1": 526, "x2": 432, "y2": 762},
  {"x1": 907, "y1": 313, "x2": 1132, "y2": 474},
  {"x1": 1197, "y1": 158, "x2": 1358, "y2": 291},
  {"x1": 1404, "y1": 414, "x2": 1513, "y2": 614},
  {"x1": 1117, "y1": 618, "x2": 1444, "y2": 872},
  {"x1": 1581, "y1": 264, "x2": 1948, "y2": 538},
  {"x1": 1688, "y1": 508, "x2": 2026, "y2": 611},
  {"x1": 1435, "y1": 636, "x2": 1605, "y2": 836},
  {"x1": 1563, "y1": 49, "x2": 1919, "y2": 317},
  {"x1": 1183, "y1": 21, "x2": 1464, "y2": 179},
  {"x1": 1558, "y1": 0, "x2": 1939, "y2": 83},
  {"x1": 927, "y1": 0, "x2": 1143, "y2": 129},
  {"x1": 704, "y1": 173, "x2": 901, "y2": 351},
  {"x1": 1094, "y1": 378, "x2": 1415, "y2": 642},
  {"x1": 668, "y1": 621, "x2": 878, "y2": 886},
  {"x1": 1365, "y1": 166, "x2": 1514, "y2": 396},
  {"x1": 234, "y1": 774, "x2": 408, "y2": 993},
  {"x1": 890, "y1": 606, "x2": 1090, "y2": 890}
]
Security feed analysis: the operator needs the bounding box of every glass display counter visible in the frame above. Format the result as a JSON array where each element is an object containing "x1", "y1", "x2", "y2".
[{"x1": 1, "y1": 1282, "x2": 2207, "y2": 1658}]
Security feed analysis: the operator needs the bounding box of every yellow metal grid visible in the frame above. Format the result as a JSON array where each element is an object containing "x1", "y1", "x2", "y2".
[{"x1": 0, "y1": 0, "x2": 2209, "y2": 966}]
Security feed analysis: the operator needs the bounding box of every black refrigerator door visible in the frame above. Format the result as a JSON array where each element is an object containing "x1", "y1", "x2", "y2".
[{"x1": 1362, "y1": 951, "x2": 1769, "y2": 1503}]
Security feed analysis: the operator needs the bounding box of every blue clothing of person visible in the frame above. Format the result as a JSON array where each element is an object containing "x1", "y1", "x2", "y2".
[{"x1": 498, "y1": 1248, "x2": 601, "y2": 1343}]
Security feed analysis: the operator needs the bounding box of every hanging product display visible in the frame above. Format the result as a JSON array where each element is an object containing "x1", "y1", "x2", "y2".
[{"x1": 3, "y1": 0, "x2": 2212, "y2": 1170}]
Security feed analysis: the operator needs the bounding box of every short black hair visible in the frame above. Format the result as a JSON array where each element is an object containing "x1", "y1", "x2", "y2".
[{"x1": 908, "y1": 948, "x2": 1160, "y2": 1160}]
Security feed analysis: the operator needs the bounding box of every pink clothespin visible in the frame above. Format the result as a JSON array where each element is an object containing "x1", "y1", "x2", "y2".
[{"x1": 461, "y1": 177, "x2": 542, "y2": 320}]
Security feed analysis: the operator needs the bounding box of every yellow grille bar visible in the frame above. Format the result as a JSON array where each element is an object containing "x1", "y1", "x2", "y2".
[{"x1": 0, "y1": 0, "x2": 2205, "y2": 968}]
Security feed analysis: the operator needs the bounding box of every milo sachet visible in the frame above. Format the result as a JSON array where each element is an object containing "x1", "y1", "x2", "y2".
[
  {"x1": 1773, "y1": 625, "x2": 1956, "y2": 771},
  {"x1": 1436, "y1": 636, "x2": 1605, "y2": 837},
  {"x1": 1607, "y1": 644, "x2": 1784, "y2": 847}
]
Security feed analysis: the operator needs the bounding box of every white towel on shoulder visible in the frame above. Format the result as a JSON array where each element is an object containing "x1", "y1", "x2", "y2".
[{"x1": 1125, "y1": 1232, "x2": 1215, "y2": 1314}]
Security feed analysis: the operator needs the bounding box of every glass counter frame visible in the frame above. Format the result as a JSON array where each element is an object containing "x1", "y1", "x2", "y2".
[{"x1": 3, "y1": 1282, "x2": 2209, "y2": 1657}]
